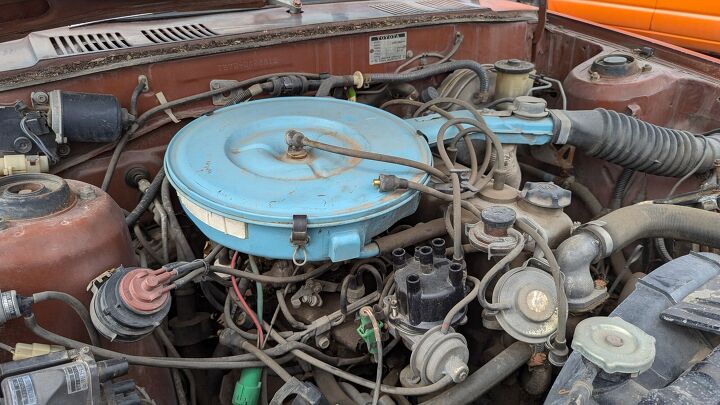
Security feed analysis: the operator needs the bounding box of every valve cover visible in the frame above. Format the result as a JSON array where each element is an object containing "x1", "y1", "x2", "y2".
[{"x1": 165, "y1": 97, "x2": 431, "y2": 262}]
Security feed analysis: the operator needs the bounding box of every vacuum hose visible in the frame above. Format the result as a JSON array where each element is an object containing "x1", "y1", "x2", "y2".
[
  {"x1": 557, "y1": 204, "x2": 720, "y2": 311},
  {"x1": 551, "y1": 109, "x2": 720, "y2": 177}
]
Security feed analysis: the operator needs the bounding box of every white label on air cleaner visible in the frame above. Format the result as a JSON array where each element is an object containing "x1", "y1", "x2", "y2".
[
  {"x1": 178, "y1": 193, "x2": 247, "y2": 239},
  {"x1": 63, "y1": 363, "x2": 89, "y2": 395},
  {"x1": 369, "y1": 32, "x2": 407, "y2": 65},
  {"x1": 7, "y1": 375, "x2": 37, "y2": 405}
]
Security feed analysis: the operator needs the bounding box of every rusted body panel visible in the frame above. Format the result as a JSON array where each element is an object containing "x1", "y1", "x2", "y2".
[{"x1": 0, "y1": 179, "x2": 175, "y2": 403}]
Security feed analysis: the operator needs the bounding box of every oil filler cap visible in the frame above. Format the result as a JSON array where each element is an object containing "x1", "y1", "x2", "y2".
[
  {"x1": 572, "y1": 316, "x2": 656, "y2": 375},
  {"x1": 521, "y1": 181, "x2": 571, "y2": 209}
]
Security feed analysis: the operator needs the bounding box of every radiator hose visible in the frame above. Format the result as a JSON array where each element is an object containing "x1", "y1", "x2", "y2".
[
  {"x1": 551, "y1": 109, "x2": 720, "y2": 177},
  {"x1": 557, "y1": 204, "x2": 720, "y2": 311}
]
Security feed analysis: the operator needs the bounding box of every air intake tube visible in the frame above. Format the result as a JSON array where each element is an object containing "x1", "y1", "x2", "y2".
[
  {"x1": 557, "y1": 204, "x2": 720, "y2": 311},
  {"x1": 551, "y1": 109, "x2": 720, "y2": 177}
]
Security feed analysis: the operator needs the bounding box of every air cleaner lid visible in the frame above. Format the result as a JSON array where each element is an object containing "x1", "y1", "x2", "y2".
[{"x1": 165, "y1": 97, "x2": 431, "y2": 226}]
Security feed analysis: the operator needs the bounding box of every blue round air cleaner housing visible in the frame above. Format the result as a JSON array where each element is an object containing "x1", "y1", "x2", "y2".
[{"x1": 165, "y1": 97, "x2": 431, "y2": 263}]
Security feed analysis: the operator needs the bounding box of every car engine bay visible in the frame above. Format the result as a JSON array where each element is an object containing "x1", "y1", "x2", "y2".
[{"x1": 0, "y1": 1, "x2": 719, "y2": 404}]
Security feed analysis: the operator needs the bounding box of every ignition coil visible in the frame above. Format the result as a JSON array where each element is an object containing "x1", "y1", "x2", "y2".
[{"x1": 0, "y1": 348, "x2": 140, "y2": 404}]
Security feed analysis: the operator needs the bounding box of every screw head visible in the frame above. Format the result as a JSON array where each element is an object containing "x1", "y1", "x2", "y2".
[{"x1": 13, "y1": 137, "x2": 32, "y2": 154}]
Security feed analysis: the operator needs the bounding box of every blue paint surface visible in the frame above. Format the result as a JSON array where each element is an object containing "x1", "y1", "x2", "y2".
[
  {"x1": 406, "y1": 110, "x2": 554, "y2": 145},
  {"x1": 165, "y1": 97, "x2": 431, "y2": 262}
]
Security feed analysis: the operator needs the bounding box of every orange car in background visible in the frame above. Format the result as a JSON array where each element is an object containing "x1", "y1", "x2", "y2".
[{"x1": 548, "y1": 0, "x2": 720, "y2": 54}]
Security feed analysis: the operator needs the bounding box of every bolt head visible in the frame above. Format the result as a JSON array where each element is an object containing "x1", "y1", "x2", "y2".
[
  {"x1": 78, "y1": 185, "x2": 96, "y2": 200},
  {"x1": 317, "y1": 336, "x2": 330, "y2": 349}
]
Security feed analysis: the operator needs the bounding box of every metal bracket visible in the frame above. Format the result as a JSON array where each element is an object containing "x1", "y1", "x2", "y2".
[
  {"x1": 291, "y1": 215, "x2": 309, "y2": 246},
  {"x1": 209, "y1": 80, "x2": 241, "y2": 106},
  {"x1": 269, "y1": 0, "x2": 302, "y2": 14},
  {"x1": 291, "y1": 214, "x2": 309, "y2": 266}
]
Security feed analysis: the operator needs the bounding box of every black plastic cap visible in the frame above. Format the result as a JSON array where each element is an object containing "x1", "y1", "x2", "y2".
[
  {"x1": 494, "y1": 59, "x2": 535, "y2": 74},
  {"x1": 481, "y1": 206, "x2": 517, "y2": 229}
]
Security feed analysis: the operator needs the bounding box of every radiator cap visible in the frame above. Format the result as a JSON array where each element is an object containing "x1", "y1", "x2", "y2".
[{"x1": 572, "y1": 316, "x2": 656, "y2": 375}]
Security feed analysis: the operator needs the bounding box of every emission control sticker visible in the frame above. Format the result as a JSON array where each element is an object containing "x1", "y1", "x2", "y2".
[
  {"x1": 63, "y1": 364, "x2": 89, "y2": 394},
  {"x1": 8, "y1": 375, "x2": 37, "y2": 405},
  {"x1": 369, "y1": 32, "x2": 407, "y2": 65}
]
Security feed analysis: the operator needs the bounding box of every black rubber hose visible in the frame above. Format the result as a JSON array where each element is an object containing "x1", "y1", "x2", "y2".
[
  {"x1": 611, "y1": 168, "x2": 634, "y2": 210},
  {"x1": 125, "y1": 168, "x2": 165, "y2": 226},
  {"x1": 31, "y1": 291, "x2": 100, "y2": 347},
  {"x1": 372, "y1": 218, "x2": 447, "y2": 254},
  {"x1": 601, "y1": 204, "x2": 720, "y2": 253},
  {"x1": 101, "y1": 79, "x2": 277, "y2": 191},
  {"x1": 558, "y1": 204, "x2": 720, "y2": 308},
  {"x1": 129, "y1": 80, "x2": 146, "y2": 119},
  {"x1": 315, "y1": 76, "x2": 356, "y2": 97},
  {"x1": 366, "y1": 61, "x2": 489, "y2": 93},
  {"x1": 552, "y1": 109, "x2": 720, "y2": 177},
  {"x1": 339, "y1": 264, "x2": 383, "y2": 315},
  {"x1": 312, "y1": 369, "x2": 356, "y2": 405},
  {"x1": 316, "y1": 61, "x2": 489, "y2": 97},
  {"x1": 420, "y1": 342, "x2": 533, "y2": 405}
]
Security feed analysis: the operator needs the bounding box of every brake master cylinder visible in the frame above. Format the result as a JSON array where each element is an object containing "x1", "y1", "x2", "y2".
[{"x1": 164, "y1": 97, "x2": 432, "y2": 263}]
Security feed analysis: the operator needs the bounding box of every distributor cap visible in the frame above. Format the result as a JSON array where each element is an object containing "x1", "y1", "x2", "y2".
[
  {"x1": 521, "y1": 181, "x2": 571, "y2": 209},
  {"x1": 572, "y1": 316, "x2": 656, "y2": 375}
]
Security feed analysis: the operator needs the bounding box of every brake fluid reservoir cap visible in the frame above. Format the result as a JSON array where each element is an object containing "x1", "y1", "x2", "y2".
[
  {"x1": 572, "y1": 316, "x2": 656, "y2": 375},
  {"x1": 165, "y1": 97, "x2": 431, "y2": 262}
]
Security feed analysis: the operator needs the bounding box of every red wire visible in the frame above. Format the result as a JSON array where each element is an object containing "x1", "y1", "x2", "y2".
[{"x1": 230, "y1": 252, "x2": 264, "y2": 346}]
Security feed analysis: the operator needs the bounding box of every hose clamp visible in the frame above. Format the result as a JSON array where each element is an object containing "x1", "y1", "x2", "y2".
[
  {"x1": 550, "y1": 110, "x2": 572, "y2": 144},
  {"x1": 579, "y1": 220, "x2": 613, "y2": 258}
]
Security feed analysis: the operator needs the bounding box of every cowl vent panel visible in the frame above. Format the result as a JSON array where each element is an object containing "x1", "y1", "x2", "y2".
[
  {"x1": 50, "y1": 32, "x2": 130, "y2": 55},
  {"x1": 142, "y1": 24, "x2": 218, "y2": 44}
]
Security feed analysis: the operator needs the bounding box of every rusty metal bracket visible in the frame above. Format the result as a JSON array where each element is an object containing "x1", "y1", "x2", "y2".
[{"x1": 209, "y1": 80, "x2": 241, "y2": 106}]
